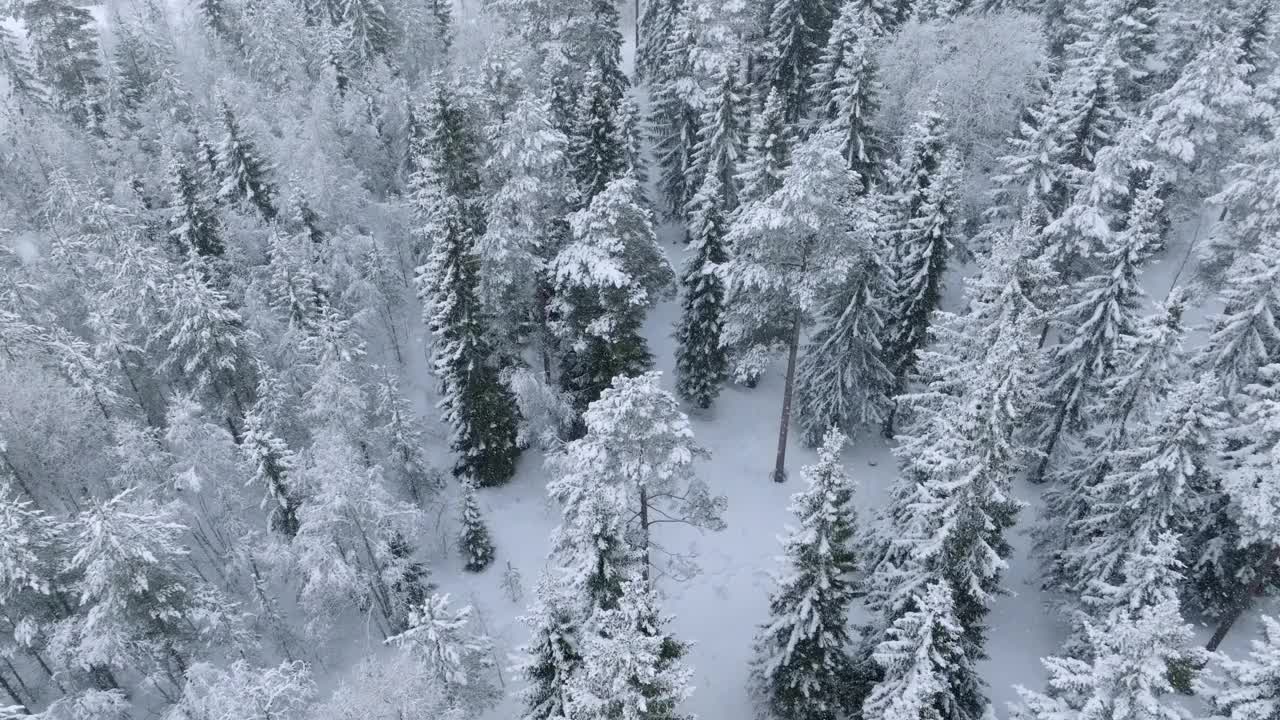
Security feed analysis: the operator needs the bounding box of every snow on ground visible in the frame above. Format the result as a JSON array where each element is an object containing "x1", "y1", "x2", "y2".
[{"x1": 422, "y1": 192, "x2": 1280, "y2": 720}]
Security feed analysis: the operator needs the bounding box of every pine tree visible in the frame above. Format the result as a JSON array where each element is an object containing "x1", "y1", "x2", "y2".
[
  {"x1": 794, "y1": 240, "x2": 893, "y2": 446},
  {"x1": 1210, "y1": 615, "x2": 1280, "y2": 720},
  {"x1": 479, "y1": 91, "x2": 572, "y2": 352},
  {"x1": 216, "y1": 103, "x2": 279, "y2": 221},
  {"x1": 881, "y1": 107, "x2": 960, "y2": 436},
  {"x1": 1064, "y1": 0, "x2": 1160, "y2": 106},
  {"x1": 168, "y1": 158, "x2": 224, "y2": 259},
  {"x1": 723, "y1": 129, "x2": 864, "y2": 481},
  {"x1": 372, "y1": 371, "x2": 436, "y2": 503},
  {"x1": 552, "y1": 178, "x2": 673, "y2": 413},
  {"x1": 459, "y1": 477, "x2": 496, "y2": 572},
  {"x1": 811, "y1": 2, "x2": 884, "y2": 187},
  {"x1": 674, "y1": 174, "x2": 730, "y2": 409},
  {"x1": 751, "y1": 429, "x2": 859, "y2": 720},
  {"x1": 19, "y1": 0, "x2": 104, "y2": 126},
  {"x1": 419, "y1": 195, "x2": 522, "y2": 487},
  {"x1": 863, "y1": 582, "x2": 982, "y2": 720},
  {"x1": 553, "y1": 373, "x2": 723, "y2": 581}
]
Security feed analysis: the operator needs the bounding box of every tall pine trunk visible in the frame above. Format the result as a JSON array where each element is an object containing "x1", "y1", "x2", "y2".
[{"x1": 773, "y1": 313, "x2": 802, "y2": 482}]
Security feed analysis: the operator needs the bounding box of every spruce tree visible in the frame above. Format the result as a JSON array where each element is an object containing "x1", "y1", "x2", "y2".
[
  {"x1": 794, "y1": 240, "x2": 893, "y2": 446},
  {"x1": 240, "y1": 406, "x2": 303, "y2": 538},
  {"x1": 1196, "y1": 234, "x2": 1280, "y2": 400},
  {"x1": 863, "y1": 582, "x2": 983, "y2": 720},
  {"x1": 650, "y1": 4, "x2": 702, "y2": 226},
  {"x1": 1028, "y1": 208, "x2": 1149, "y2": 482},
  {"x1": 0, "y1": 24, "x2": 46, "y2": 110},
  {"x1": 765, "y1": 0, "x2": 838, "y2": 122},
  {"x1": 459, "y1": 477, "x2": 496, "y2": 572},
  {"x1": 1058, "y1": 375, "x2": 1224, "y2": 598},
  {"x1": 1210, "y1": 615, "x2": 1280, "y2": 720},
  {"x1": 689, "y1": 61, "x2": 745, "y2": 215},
  {"x1": 570, "y1": 65, "x2": 630, "y2": 205},
  {"x1": 737, "y1": 87, "x2": 791, "y2": 205},
  {"x1": 1037, "y1": 295, "x2": 1187, "y2": 590},
  {"x1": 637, "y1": 0, "x2": 681, "y2": 81},
  {"x1": 216, "y1": 103, "x2": 278, "y2": 221},
  {"x1": 341, "y1": 0, "x2": 393, "y2": 65},
  {"x1": 552, "y1": 178, "x2": 673, "y2": 413},
  {"x1": 419, "y1": 195, "x2": 522, "y2": 486},
  {"x1": 881, "y1": 107, "x2": 960, "y2": 437},
  {"x1": 517, "y1": 585, "x2": 581, "y2": 720},
  {"x1": 674, "y1": 174, "x2": 731, "y2": 409},
  {"x1": 811, "y1": 2, "x2": 884, "y2": 187},
  {"x1": 19, "y1": 0, "x2": 104, "y2": 126},
  {"x1": 169, "y1": 158, "x2": 224, "y2": 259},
  {"x1": 751, "y1": 428, "x2": 859, "y2": 720},
  {"x1": 421, "y1": 82, "x2": 486, "y2": 235}
]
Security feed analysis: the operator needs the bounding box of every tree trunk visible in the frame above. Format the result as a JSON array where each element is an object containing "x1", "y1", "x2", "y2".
[
  {"x1": 1031, "y1": 401, "x2": 1069, "y2": 483},
  {"x1": 639, "y1": 486, "x2": 651, "y2": 583},
  {"x1": 773, "y1": 313, "x2": 802, "y2": 483},
  {"x1": 1207, "y1": 545, "x2": 1280, "y2": 652}
]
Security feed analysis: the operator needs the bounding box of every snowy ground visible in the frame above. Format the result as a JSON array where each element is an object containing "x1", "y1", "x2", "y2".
[{"x1": 416, "y1": 198, "x2": 1279, "y2": 720}]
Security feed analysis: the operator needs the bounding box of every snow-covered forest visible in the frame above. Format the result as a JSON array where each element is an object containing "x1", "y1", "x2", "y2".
[{"x1": 1, "y1": 0, "x2": 1279, "y2": 717}]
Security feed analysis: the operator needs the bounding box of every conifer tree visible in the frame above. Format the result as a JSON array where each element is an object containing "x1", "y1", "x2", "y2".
[
  {"x1": 863, "y1": 582, "x2": 982, "y2": 720},
  {"x1": 1201, "y1": 363, "x2": 1280, "y2": 649},
  {"x1": 553, "y1": 373, "x2": 723, "y2": 580},
  {"x1": 637, "y1": 0, "x2": 681, "y2": 81},
  {"x1": 1210, "y1": 615, "x2": 1280, "y2": 720},
  {"x1": 881, "y1": 107, "x2": 960, "y2": 436},
  {"x1": 0, "y1": 24, "x2": 45, "y2": 110},
  {"x1": 737, "y1": 87, "x2": 791, "y2": 205},
  {"x1": 650, "y1": 4, "x2": 703, "y2": 226},
  {"x1": 724, "y1": 129, "x2": 863, "y2": 481},
  {"x1": 689, "y1": 61, "x2": 745, "y2": 215},
  {"x1": 1012, "y1": 596, "x2": 1201, "y2": 720},
  {"x1": 479, "y1": 91, "x2": 572, "y2": 352},
  {"x1": 1058, "y1": 375, "x2": 1224, "y2": 598},
  {"x1": 674, "y1": 175, "x2": 731, "y2": 409},
  {"x1": 765, "y1": 0, "x2": 838, "y2": 122},
  {"x1": 552, "y1": 178, "x2": 673, "y2": 413},
  {"x1": 342, "y1": 0, "x2": 393, "y2": 65},
  {"x1": 1065, "y1": 0, "x2": 1160, "y2": 106},
  {"x1": 240, "y1": 406, "x2": 303, "y2": 538},
  {"x1": 570, "y1": 65, "x2": 630, "y2": 206},
  {"x1": 421, "y1": 82, "x2": 486, "y2": 234},
  {"x1": 216, "y1": 103, "x2": 279, "y2": 221},
  {"x1": 794, "y1": 239, "x2": 893, "y2": 446},
  {"x1": 1196, "y1": 234, "x2": 1280, "y2": 400},
  {"x1": 168, "y1": 159, "x2": 224, "y2": 259},
  {"x1": 811, "y1": 2, "x2": 884, "y2": 187},
  {"x1": 751, "y1": 429, "x2": 859, "y2": 720},
  {"x1": 572, "y1": 580, "x2": 693, "y2": 720},
  {"x1": 18, "y1": 0, "x2": 104, "y2": 126},
  {"x1": 517, "y1": 584, "x2": 581, "y2": 720},
  {"x1": 459, "y1": 477, "x2": 496, "y2": 573},
  {"x1": 420, "y1": 195, "x2": 522, "y2": 487},
  {"x1": 1037, "y1": 295, "x2": 1187, "y2": 589},
  {"x1": 386, "y1": 593, "x2": 501, "y2": 715},
  {"x1": 1028, "y1": 208, "x2": 1149, "y2": 482}
]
